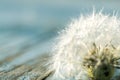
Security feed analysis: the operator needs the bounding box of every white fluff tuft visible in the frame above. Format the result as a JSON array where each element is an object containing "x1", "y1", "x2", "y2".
[{"x1": 48, "y1": 12, "x2": 120, "y2": 80}]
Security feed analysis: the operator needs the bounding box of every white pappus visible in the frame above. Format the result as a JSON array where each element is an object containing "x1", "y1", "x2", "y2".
[{"x1": 41, "y1": 12, "x2": 120, "y2": 80}]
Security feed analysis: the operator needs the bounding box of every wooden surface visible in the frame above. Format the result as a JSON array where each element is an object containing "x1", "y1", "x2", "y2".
[
  {"x1": 0, "y1": 53, "x2": 49, "y2": 80},
  {"x1": 0, "y1": 32, "x2": 54, "y2": 80}
]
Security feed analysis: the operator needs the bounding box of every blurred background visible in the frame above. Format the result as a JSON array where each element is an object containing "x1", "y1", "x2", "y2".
[{"x1": 0, "y1": 0, "x2": 120, "y2": 72}]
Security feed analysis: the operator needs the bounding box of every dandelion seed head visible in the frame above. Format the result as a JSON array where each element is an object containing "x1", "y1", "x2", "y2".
[{"x1": 48, "y1": 12, "x2": 120, "y2": 80}]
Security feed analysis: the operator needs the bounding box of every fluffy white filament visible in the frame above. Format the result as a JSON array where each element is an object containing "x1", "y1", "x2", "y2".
[{"x1": 47, "y1": 12, "x2": 120, "y2": 80}]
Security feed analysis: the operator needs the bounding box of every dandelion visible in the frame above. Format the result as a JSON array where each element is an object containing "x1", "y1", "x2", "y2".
[{"x1": 41, "y1": 12, "x2": 120, "y2": 80}]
